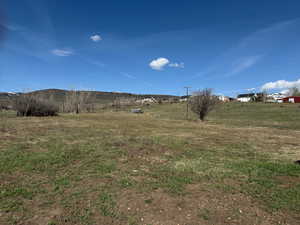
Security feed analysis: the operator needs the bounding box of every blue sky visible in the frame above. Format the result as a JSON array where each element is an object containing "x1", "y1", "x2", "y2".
[{"x1": 1, "y1": 0, "x2": 300, "y2": 96}]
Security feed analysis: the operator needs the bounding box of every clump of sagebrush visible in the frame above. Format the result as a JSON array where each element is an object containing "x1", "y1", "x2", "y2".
[
  {"x1": 190, "y1": 88, "x2": 219, "y2": 121},
  {"x1": 14, "y1": 94, "x2": 59, "y2": 117}
]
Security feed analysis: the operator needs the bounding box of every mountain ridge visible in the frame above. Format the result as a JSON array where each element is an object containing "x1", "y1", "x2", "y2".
[{"x1": 0, "y1": 88, "x2": 179, "y2": 104}]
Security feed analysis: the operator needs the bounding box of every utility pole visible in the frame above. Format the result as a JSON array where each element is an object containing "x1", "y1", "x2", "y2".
[{"x1": 184, "y1": 87, "x2": 191, "y2": 120}]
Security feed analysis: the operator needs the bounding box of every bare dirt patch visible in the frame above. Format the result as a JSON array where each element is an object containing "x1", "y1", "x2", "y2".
[
  {"x1": 118, "y1": 184, "x2": 299, "y2": 225},
  {"x1": 276, "y1": 176, "x2": 300, "y2": 188}
]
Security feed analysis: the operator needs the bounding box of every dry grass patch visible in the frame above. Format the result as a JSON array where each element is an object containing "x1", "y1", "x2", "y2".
[{"x1": 1, "y1": 103, "x2": 300, "y2": 224}]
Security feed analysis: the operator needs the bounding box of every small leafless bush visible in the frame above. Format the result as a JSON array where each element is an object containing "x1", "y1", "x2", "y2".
[
  {"x1": 13, "y1": 94, "x2": 59, "y2": 117},
  {"x1": 0, "y1": 102, "x2": 10, "y2": 111},
  {"x1": 190, "y1": 88, "x2": 219, "y2": 121}
]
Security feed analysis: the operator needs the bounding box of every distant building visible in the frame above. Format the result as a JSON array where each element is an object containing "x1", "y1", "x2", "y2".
[
  {"x1": 237, "y1": 93, "x2": 256, "y2": 102},
  {"x1": 136, "y1": 97, "x2": 157, "y2": 104},
  {"x1": 267, "y1": 93, "x2": 286, "y2": 103},
  {"x1": 217, "y1": 95, "x2": 230, "y2": 102},
  {"x1": 282, "y1": 96, "x2": 300, "y2": 103}
]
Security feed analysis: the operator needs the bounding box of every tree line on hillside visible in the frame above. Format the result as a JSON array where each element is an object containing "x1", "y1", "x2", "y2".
[
  {"x1": 0, "y1": 88, "x2": 219, "y2": 121},
  {"x1": 1, "y1": 91, "x2": 96, "y2": 117},
  {"x1": 1, "y1": 87, "x2": 299, "y2": 120},
  {"x1": 0, "y1": 90, "x2": 176, "y2": 116}
]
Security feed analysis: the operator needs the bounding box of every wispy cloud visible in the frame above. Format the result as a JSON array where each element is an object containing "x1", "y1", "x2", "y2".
[
  {"x1": 238, "y1": 19, "x2": 299, "y2": 49},
  {"x1": 90, "y1": 34, "x2": 102, "y2": 42},
  {"x1": 75, "y1": 54, "x2": 106, "y2": 68},
  {"x1": 51, "y1": 49, "x2": 73, "y2": 57},
  {"x1": 0, "y1": 23, "x2": 22, "y2": 32},
  {"x1": 1, "y1": 1, "x2": 58, "y2": 61},
  {"x1": 89, "y1": 60, "x2": 105, "y2": 67},
  {"x1": 119, "y1": 72, "x2": 153, "y2": 87},
  {"x1": 193, "y1": 19, "x2": 300, "y2": 80},
  {"x1": 261, "y1": 78, "x2": 300, "y2": 90},
  {"x1": 120, "y1": 72, "x2": 136, "y2": 79},
  {"x1": 169, "y1": 62, "x2": 184, "y2": 68},
  {"x1": 25, "y1": 0, "x2": 55, "y2": 35},
  {"x1": 225, "y1": 55, "x2": 262, "y2": 77},
  {"x1": 2, "y1": 25, "x2": 57, "y2": 61}
]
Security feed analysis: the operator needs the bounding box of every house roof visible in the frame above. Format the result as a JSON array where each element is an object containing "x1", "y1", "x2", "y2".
[{"x1": 237, "y1": 93, "x2": 255, "y2": 98}]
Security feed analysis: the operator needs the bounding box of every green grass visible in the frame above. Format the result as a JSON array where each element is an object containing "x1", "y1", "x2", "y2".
[
  {"x1": 228, "y1": 160, "x2": 300, "y2": 210},
  {"x1": 98, "y1": 191, "x2": 118, "y2": 218},
  {"x1": 209, "y1": 102, "x2": 300, "y2": 129},
  {"x1": 1, "y1": 102, "x2": 300, "y2": 224},
  {"x1": 146, "y1": 102, "x2": 300, "y2": 129}
]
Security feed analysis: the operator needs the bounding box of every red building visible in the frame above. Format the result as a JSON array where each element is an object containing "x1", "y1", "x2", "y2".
[{"x1": 282, "y1": 96, "x2": 300, "y2": 103}]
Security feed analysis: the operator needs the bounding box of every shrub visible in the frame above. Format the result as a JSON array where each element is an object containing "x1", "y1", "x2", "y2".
[
  {"x1": 14, "y1": 95, "x2": 59, "y2": 117},
  {"x1": 0, "y1": 102, "x2": 10, "y2": 111},
  {"x1": 190, "y1": 88, "x2": 219, "y2": 121}
]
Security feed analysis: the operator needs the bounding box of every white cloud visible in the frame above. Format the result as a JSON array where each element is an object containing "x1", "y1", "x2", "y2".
[
  {"x1": 90, "y1": 34, "x2": 102, "y2": 42},
  {"x1": 149, "y1": 57, "x2": 169, "y2": 70},
  {"x1": 261, "y1": 79, "x2": 300, "y2": 90},
  {"x1": 246, "y1": 88, "x2": 256, "y2": 91},
  {"x1": 169, "y1": 62, "x2": 184, "y2": 68},
  {"x1": 51, "y1": 49, "x2": 73, "y2": 56}
]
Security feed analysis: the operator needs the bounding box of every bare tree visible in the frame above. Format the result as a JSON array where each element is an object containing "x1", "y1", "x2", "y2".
[
  {"x1": 262, "y1": 90, "x2": 267, "y2": 103},
  {"x1": 252, "y1": 91, "x2": 267, "y2": 102},
  {"x1": 288, "y1": 87, "x2": 300, "y2": 96},
  {"x1": 113, "y1": 96, "x2": 121, "y2": 111},
  {"x1": 190, "y1": 88, "x2": 219, "y2": 121},
  {"x1": 62, "y1": 90, "x2": 95, "y2": 113}
]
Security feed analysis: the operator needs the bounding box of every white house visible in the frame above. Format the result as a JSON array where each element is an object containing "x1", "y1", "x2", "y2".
[
  {"x1": 267, "y1": 93, "x2": 286, "y2": 103},
  {"x1": 136, "y1": 97, "x2": 157, "y2": 104},
  {"x1": 217, "y1": 95, "x2": 230, "y2": 102}
]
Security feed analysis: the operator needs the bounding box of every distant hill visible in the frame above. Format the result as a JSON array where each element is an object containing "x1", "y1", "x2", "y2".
[
  {"x1": 0, "y1": 92, "x2": 21, "y2": 106},
  {"x1": 0, "y1": 89, "x2": 179, "y2": 104}
]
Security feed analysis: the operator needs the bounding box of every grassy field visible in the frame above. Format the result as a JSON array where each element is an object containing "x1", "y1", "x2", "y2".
[{"x1": 1, "y1": 102, "x2": 300, "y2": 225}]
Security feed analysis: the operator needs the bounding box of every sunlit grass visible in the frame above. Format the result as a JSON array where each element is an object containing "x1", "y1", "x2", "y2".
[{"x1": 1, "y1": 102, "x2": 300, "y2": 224}]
